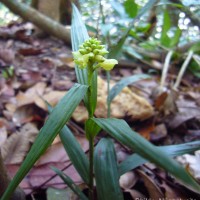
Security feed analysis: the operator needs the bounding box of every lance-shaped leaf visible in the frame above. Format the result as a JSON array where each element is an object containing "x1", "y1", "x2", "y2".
[
  {"x1": 119, "y1": 141, "x2": 200, "y2": 175},
  {"x1": 94, "y1": 138, "x2": 124, "y2": 200},
  {"x1": 109, "y1": 0, "x2": 158, "y2": 59},
  {"x1": 1, "y1": 83, "x2": 88, "y2": 200},
  {"x1": 71, "y1": 4, "x2": 97, "y2": 115},
  {"x1": 51, "y1": 167, "x2": 88, "y2": 200},
  {"x1": 92, "y1": 118, "x2": 200, "y2": 193},
  {"x1": 59, "y1": 125, "x2": 89, "y2": 184},
  {"x1": 107, "y1": 74, "x2": 151, "y2": 104}
]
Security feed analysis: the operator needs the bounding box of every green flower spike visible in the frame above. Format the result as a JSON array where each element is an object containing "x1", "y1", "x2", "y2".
[{"x1": 72, "y1": 38, "x2": 118, "y2": 70}]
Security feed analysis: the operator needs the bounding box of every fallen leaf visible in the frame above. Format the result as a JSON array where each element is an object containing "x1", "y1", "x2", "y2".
[
  {"x1": 0, "y1": 126, "x2": 7, "y2": 146},
  {"x1": 176, "y1": 150, "x2": 200, "y2": 183},
  {"x1": 73, "y1": 77, "x2": 154, "y2": 123},
  {"x1": 1, "y1": 123, "x2": 38, "y2": 164},
  {"x1": 119, "y1": 171, "x2": 138, "y2": 189},
  {"x1": 137, "y1": 169, "x2": 164, "y2": 199}
]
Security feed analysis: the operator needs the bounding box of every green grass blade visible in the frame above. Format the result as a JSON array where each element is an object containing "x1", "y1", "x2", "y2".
[
  {"x1": 51, "y1": 167, "x2": 88, "y2": 200},
  {"x1": 92, "y1": 118, "x2": 200, "y2": 193},
  {"x1": 1, "y1": 84, "x2": 88, "y2": 200},
  {"x1": 94, "y1": 138, "x2": 124, "y2": 200},
  {"x1": 71, "y1": 4, "x2": 97, "y2": 114},
  {"x1": 107, "y1": 74, "x2": 150, "y2": 103},
  {"x1": 119, "y1": 141, "x2": 200, "y2": 175},
  {"x1": 59, "y1": 125, "x2": 89, "y2": 184}
]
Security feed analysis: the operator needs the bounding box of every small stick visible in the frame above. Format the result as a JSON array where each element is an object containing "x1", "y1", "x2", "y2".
[
  {"x1": 173, "y1": 50, "x2": 194, "y2": 90},
  {"x1": 160, "y1": 50, "x2": 174, "y2": 88}
]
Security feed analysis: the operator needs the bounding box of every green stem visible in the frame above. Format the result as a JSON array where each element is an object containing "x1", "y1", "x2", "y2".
[
  {"x1": 87, "y1": 62, "x2": 95, "y2": 200},
  {"x1": 87, "y1": 62, "x2": 94, "y2": 118},
  {"x1": 106, "y1": 71, "x2": 111, "y2": 118},
  {"x1": 89, "y1": 137, "x2": 94, "y2": 200}
]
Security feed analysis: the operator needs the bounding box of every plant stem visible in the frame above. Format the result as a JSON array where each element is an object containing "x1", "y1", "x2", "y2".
[
  {"x1": 160, "y1": 50, "x2": 173, "y2": 88},
  {"x1": 89, "y1": 137, "x2": 94, "y2": 200},
  {"x1": 87, "y1": 62, "x2": 94, "y2": 118},
  {"x1": 106, "y1": 71, "x2": 111, "y2": 118},
  {"x1": 87, "y1": 62, "x2": 95, "y2": 199},
  {"x1": 173, "y1": 50, "x2": 193, "y2": 90}
]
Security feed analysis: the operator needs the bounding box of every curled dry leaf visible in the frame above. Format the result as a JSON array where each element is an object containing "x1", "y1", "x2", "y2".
[
  {"x1": 119, "y1": 171, "x2": 138, "y2": 189},
  {"x1": 1, "y1": 123, "x2": 38, "y2": 164},
  {"x1": 73, "y1": 77, "x2": 154, "y2": 123},
  {"x1": 136, "y1": 169, "x2": 164, "y2": 199}
]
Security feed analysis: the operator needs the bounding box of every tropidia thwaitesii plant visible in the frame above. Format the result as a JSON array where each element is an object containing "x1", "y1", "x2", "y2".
[{"x1": 1, "y1": 4, "x2": 200, "y2": 200}]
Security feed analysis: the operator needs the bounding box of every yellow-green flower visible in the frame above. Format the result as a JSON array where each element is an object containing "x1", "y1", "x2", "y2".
[
  {"x1": 99, "y1": 59, "x2": 118, "y2": 70},
  {"x1": 73, "y1": 38, "x2": 118, "y2": 71}
]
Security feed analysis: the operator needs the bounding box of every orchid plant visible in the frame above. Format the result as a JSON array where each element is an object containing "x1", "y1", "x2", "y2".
[{"x1": 1, "y1": 4, "x2": 200, "y2": 200}]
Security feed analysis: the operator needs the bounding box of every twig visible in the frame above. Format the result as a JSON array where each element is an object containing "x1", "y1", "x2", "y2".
[
  {"x1": 173, "y1": 50, "x2": 194, "y2": 90},
  {"x1": 160, "y1": 50, "x2": 173, "y2": 88}
]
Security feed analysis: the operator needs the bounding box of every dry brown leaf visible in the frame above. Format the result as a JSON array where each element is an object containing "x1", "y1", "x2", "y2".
[
  {"x1": 119, "y1": 171, "x2": 138, "y2": 189},
  {"x1": 124, "y1": 189, "x2": 146, "y2": 199},
  {"x1": 73, "y1": 77, "x2": 154, "y2": 122},
  {"x1": 36, "y1": 135, "x2": 89, "y2": 166},
  {"x1": 0, "y1": 126, "x2": 7, "y2": 146},
  {"x1": 29, "y1": 162, "x2": 83, "y2": 191},
  {"x1": 150, "y1": 123, "x2": 167, "y2": 141},
  {"x1": 13, "y1": 104, "x2": 43, "y2": 126},
  {"x1": 1, "y1": 123, "x2": 38, "y2": 164},
  {"x1": 15, "y1": 82, "x2": 46, "y2": 107},
  {"x1": 160, "y1": 181, "x2": 188, "y2": 199},
  {"x1": 35, "y1": 90, "x2": 66, "y2": 110},
  {"x1": 137, "y1": 169, "x2": 164, "y2": 199}
]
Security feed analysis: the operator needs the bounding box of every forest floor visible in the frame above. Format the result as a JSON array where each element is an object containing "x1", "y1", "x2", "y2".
[{"x1": 0, "y1": 22, "x2": 200, "y2": 200}]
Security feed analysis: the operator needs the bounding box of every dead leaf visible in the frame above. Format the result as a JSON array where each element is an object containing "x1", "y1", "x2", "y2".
[
  {"x1": 36, "y1": 135, "x2": 89, "y2": 166},
  {"x1": 0, "y1": 126, "x2": 7, "y2": 146},
  {"x1": 73, "y1": 77, "x2": 154, "y2": 123},
  {"x1": 0, "y1": 48, "x2": 15, "y2": 64},
  {"x1": 137, "y1": 169, "x2": 164, "y2": 199},
  {"x1": 176, "y1": 150, "x2": 200, "y2": 183},
  {"x1": 124, "y1": 189, "x2": 146, "y2": 199},
  {"x1": 15, "y1": 82, "x2": 46, "y2": 107},
  {"x1": 13, "y1": 104, "x2": 44, "y2": 126},
  {"x1": 1, "y1": 123, "x2": 38, "y2": 164},
  {"x1": 35, "y1": 90, "x2": 66, "y2": 110},
  {"x1": 18, "y1": 48, "x2": 43, "y2": 56},
  {"x1": 119, "y1": 171, "x2": 138, "y2": 189},
  {"x1": 150, "y1": 123, "x2": 167, "y2": 142}
]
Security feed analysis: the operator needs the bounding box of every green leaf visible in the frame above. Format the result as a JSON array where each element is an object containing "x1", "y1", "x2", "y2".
[
  {"x1": 51, "y1": 167, "x2": 88, "y2": 200},
  {"x1": 109, "y1": 0, "x2": 157, "y2": 59},
  {"x1": 169, "y1": 27, "x2": 182, "y2": 47},
  {"x1": 107, "y1": 74, "x2": 151, "y2": 104},
  {"x1": 85, "y1": 118, "x2": 101, "y2": 140},
  {"x1": 119, "y1": 140, "x2": 200, "y2": 175},
  {"x1": 59, "y1": 125, "x2": 89, "y2": 184},
  {"x1": 94, "y1": 138, "x2": 124, "y2": 200},
  {"x1": 161, "y1": 10, "x2": 171, "y2": 47},
  {"x1": 110, "y1": 1, "x2": 126, "y2": 17},
  {"x1": 92, "y1": 118, "x2": 200, "y2": 193},
  {"x1": 71, "y1": 4, "x2": 97, "y2": 116},
  {"x1": 124, "y1": 0, "x2": 138, "y2": 18},
  {"x1": 1, "y1": 83, "x2": 88, "y2": 200}
]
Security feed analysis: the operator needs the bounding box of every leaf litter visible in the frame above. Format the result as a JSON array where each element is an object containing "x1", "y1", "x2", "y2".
[{"x1": 0, "y1": 22, "x2": 200, "y2": 198}]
